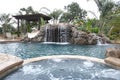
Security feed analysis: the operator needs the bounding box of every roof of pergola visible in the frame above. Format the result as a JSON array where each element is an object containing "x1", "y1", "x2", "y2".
[{"x1": 13, "y1": 13, "x2": 51, "y2": 21}]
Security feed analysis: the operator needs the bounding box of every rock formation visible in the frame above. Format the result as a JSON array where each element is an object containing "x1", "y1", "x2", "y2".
[
  {"x1": 105, "y1": 48, "x2": 120, "y2": 58},
  {"x1": 105, "y1": 48, "x2": 120, "y2": 68},
  {"x1": 22, "y1": 23, "x2": 111, "y2": 45}
]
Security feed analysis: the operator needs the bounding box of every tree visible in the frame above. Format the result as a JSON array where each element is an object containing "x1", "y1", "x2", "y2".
[
  {"x1": 91, "y1": 0, "x2": 120, "y2": 40},
  {"x1": 87, "y1": 0, "x2": 116, "y2": 34},
  {"x1": 0, "y1": 14, "x2": 14, "y2": 37},
  {"x1": 49, "y1": 9, "x2": 63, "y2": 24},
  {"x1": 60, "y1": 2, "x2": 87, "y2": 23},
  {"x1": 19, "y1": 6, "x2": 38, "y2": 15},
  {"x1": 93, "y1": 0, "x2": 115, "y2": 18},
  {"x1": 18, "y1": 6, "x2": 39, "y2": 34},
  {"x1": 106, "y1": 2, "x2": 120, "y2": 39},
  {"x1": 39, "y1": 7, "x2": 51, "y2": 15}
]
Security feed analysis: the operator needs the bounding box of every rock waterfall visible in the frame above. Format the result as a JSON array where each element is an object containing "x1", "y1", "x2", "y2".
[{"x1": 22, "y1": 23, "x2": 111, "y2": 45}]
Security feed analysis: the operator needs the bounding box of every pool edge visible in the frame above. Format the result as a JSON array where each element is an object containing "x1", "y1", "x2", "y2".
[
  {"x1": 23, "y1": 55, "x2": 105, "y2": 65},
  {"x1": 0, "y1": 53, "x2": 23, "y2": 79}
]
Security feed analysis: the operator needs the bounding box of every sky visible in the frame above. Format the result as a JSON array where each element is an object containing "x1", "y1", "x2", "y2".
[
  {"x1": 0, "y1": 0, "x2": 101, "y2": 19},
  {"x1": 0, "y1": 0, "x2": 119, "y2": 19}
]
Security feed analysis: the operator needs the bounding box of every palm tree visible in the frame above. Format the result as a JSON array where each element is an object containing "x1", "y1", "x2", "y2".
[
  {"x1": 49, "y1": 9, "x2": 63, "y2": 24},
  {"x1": 107, "y1": 4, "x2": 120, "y2": 37},
  {"x1": 88, "y1": 0, "x2": 116, "y2": 34},
  {"x1": 0, "y1": 14, "x2": 14, "y2": 38},
  {"x1": 39, "y1": 7, "x2": 51, "y2": 15},
  {"x1": 40, "y1": 7, "x2": 63, "y2": 24},
  {"x1": 93, "y1": 0, "x2": 115, "y2": 18},
  {"x1": 88, "y1": 0, "x2": 120, "y2": 40},
  {"x1": 18, "y1": 6, "x2": 39, "y2": 34},
  {"x1": 19, "y1": 6, "x2": 38, "y2": 15}
]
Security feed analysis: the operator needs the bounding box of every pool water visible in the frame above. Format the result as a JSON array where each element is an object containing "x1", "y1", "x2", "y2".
[
  {"x1": 0, "y1": 43, "x2": 119, "y2": 59},
  {"x1": 3, "y1": 58, "x2": 120, "y2": 80}
]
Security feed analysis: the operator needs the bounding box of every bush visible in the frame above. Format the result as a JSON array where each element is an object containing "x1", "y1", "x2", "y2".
[
  {"x1": 0, "y1": 27, "x2": 2, "y2": 34},
  {"x1": 91, "y1": 27, "x2": 99, "y2": 33},
  {"x1": 108, "y1": 35, "x2": 117, "y2": 40}
]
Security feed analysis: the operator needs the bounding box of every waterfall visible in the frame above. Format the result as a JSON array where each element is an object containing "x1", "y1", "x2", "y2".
[
  {"x1": 97, "y1": 37, "x2": 108, "y2": 45},
  {"x1": 44, "y1": 25, "x2": 48, "y2": 42},
  {"x1": 97, "y1": 38, "x2": 102, "y2": 45},
  {"x1": 44, "y1": 24, "x2": 70, "y2": 43}
]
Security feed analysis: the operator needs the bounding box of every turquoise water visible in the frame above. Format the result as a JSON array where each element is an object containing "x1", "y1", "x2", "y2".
[
  {"x1": 3, "y1": 58, "x2": 120, "y2": 80},
  {"x1": 0, "y1": 42, "x2": 119, "y2": 59}
]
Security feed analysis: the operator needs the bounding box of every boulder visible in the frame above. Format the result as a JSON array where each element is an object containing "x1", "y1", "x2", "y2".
[
  {"x1": 70, "y1": 27, "x2": 98, "y2": 45},
  {"x1": 88, "y1": 33, "x2": 97, "y2": 45},
  {"x1": 105, "y1": 57, "x2": 120, "y2": 68},
  {"x1": 98, "y1": 34, "x2": 111, "y2": 44},
  {"x1": 105, "y1": 48, "x2": 120, "y2": 58}
]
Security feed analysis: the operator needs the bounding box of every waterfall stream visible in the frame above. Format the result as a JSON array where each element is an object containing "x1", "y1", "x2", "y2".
[{"x1": 44, "y1": 24, "x2": 70, "y2": 43}]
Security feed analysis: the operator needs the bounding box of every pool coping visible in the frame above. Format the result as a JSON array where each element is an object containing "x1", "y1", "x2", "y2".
[
  {"x1": 0, "y1": 53, "x2": 23, "y2": 79},
  {"x1": 23, "y1": 55, "x2": 105, "y2": 65},
  {"x1": 1, "y1": 54, "x2": 120, "y2": 79},
  {"x1": 24, "y1": 55, "x2": 120, "y2": 69}
]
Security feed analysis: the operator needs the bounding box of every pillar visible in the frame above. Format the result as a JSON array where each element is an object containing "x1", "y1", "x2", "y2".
[
  {"x1": 17, "y1": 19, "x2": 20, "y2": 37},
  {"x1": 38, "y1": 18, "x2": 40, "y2": 30}
]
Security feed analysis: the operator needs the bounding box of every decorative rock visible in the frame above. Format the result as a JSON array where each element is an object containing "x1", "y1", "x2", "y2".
[
  {"x1": 22, "y1": 23, "x2": 111, "y2": 45},
  {"x1": 105, "y1": 57, "x2": 120, "y2": 68},
  {"x1": 105, "y1": 48, "x2": 120, "y2": 58},
  {"x1": 70, "y1": 27, "x2": 98, "y2": 45},
  {"x1": 88, "y1": 33, "x2": 97, "y2": 45}
]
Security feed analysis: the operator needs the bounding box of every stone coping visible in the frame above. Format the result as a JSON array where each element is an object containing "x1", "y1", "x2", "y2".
[
  {"x1": 1, "y1": 54, "x2": 120, "y2": 79},
  {"x1": 24, "y1": 55, "x2": 120, "y2": 69},
  {"x1": 24, "y1": 55, "x2": 105, "y2": 65},
  {"x1": 105, "y1": 57, "x2": 120, "y2": 69},
  {"x1": 0, "y1": 53, "x2": 23, "y2": 78}
]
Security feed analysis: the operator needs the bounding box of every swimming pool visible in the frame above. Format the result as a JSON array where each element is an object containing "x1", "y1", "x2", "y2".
[
  {"x1": 0, "y1": 42, "x2": 119, "y2": 59},
  {"x1": 3, "y1": 57, "x2": 120, "y2": 80}
]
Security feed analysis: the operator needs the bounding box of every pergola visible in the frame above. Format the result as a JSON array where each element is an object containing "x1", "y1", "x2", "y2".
[{"x1": 13, "y1": 13, "x2": 51, "y2": 37}]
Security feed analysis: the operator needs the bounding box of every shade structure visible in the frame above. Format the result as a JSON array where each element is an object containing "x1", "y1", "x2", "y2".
[
  {"x1": 13, "y1": 13, "x2": 51, "y2": 21},
  {"x1": 13, "y1": 13, "x2": 51, "y2": 37}
]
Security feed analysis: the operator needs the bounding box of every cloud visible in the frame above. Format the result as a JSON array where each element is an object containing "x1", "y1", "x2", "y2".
[{"x1": 0, "y1": 0, "x2": 100, "y2": 18}]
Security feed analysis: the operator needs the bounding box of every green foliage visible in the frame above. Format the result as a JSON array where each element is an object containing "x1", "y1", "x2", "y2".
[
  {"x1": 91, "y1": 27, "x2": 99, "y2": 33},
  {"x1": 40, "y1": 7, "x2": 63, "y2": 24},
  {"x1": 86, "y1": 0, "x2": 120, "y2": 41},
  {"x1": 60, "y1": 12, "x2": 71, "y2": 22},
  {"x1": 75, "y1": 19, "x2": 99, "y2": 33},
  {"x1": 93, "y1": 0, "x2": 115, "y2": 18},
  {"x1": 0, "y1": 27, "x2": 2, "y2": 34},
  {"x1": 26, "y1": 22, "x2": 32, "y2": 33},
  {"x1": 60, "y1": 2, "x2": 87, "y2": 23},
  {"x1": 19, "y1": 6, "x2": 38, "y2": 15},
  {"x1": 49, "y1": 9, "x2": 63, "y2": 24},
  {"x1": 0, "y1": 13, "x2": 15, "y2": 35},
  {"x1": 103, "y1": 2, "x2": 120, "y2": 39},
  {"x1": 108, "y1": 33, "x2": 120, "y2": 40},
  {"x1": 40, "y1": 17, "x2": 46, "y2": 26}
]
